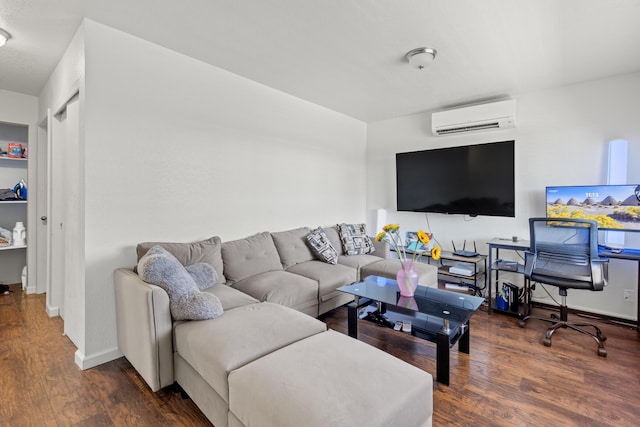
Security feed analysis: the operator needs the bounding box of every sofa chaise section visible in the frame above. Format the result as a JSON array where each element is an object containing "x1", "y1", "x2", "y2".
[
  {"x1": 114, "y1": 267, "x2": 261, "y2": 392},
  {"x1": 228, "y1": 329, "x2": 433, "y2": 427},
  {"x1": 174, "y1": 301, "x2": 327, "y2": 427},
  {"x1": 115, "y1": 266, "x2": 434, "y2": 427}
]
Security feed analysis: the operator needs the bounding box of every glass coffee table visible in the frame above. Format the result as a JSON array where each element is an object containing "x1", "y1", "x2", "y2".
[{"x1": 337, "y1": 275, "x2": 484, "y2": 386}]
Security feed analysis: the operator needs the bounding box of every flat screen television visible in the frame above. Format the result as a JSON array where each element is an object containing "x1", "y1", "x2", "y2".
[
  {"x1": 546, "y1": 184, "x2": 640, "y2": 232},
  {"x1": 396, "y1": 140, "x2": 515, "y2": 217}
]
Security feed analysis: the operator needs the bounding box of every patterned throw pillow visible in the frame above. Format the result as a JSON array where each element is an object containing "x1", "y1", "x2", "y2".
[
  {"x1": 306, "y1": 227, "x2": 339, "y2": 264},
  {"x1": 337, "y1": 223, "x2": 375, "y2": 256}
]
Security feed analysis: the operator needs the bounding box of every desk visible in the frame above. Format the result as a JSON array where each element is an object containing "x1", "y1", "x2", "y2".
[{"x1": 598, "y1": 247, "x2": 640, "y2": 332}]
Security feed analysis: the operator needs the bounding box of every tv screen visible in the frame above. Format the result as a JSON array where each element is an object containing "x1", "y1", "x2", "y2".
[
  {"x1": 546, "y1": 184, "x2": 640, "y2": 232},
  {"x1": 396, "y1": 140, "x2": 515, "y2": 217}
]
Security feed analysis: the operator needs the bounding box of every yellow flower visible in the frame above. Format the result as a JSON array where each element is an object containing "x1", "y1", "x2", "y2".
[
  {"x1": 383, "y1": 223, "x2": 400, "y2": 233},
  {"x1": 375, "y1": 231, "x2": 387, "y2": 242},
  {"x1": 417, "y1": 230, "x2": 430, "y2": 245},
  {"x1": 431, "y1": 246, "x2": 441, "y2": 260}
]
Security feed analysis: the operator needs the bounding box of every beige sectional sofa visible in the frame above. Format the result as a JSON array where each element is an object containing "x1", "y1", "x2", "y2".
[{"x1": 114, "y1": 224, "x2": 437, "y2": 426}]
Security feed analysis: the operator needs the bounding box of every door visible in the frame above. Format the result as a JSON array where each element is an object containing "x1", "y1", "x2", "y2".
[
  {"x1": 59, "y1": 94, "x2": 82, "y2": 343},
  {"x1": 49, "y1": 106, "x2": 67, "y2": 318},
  {"x1": 44, "y1": 91, "x2": 83, "y2": 348},
  {"x1": 37, "y1": 110, "x2": 52, "y2": 301}
]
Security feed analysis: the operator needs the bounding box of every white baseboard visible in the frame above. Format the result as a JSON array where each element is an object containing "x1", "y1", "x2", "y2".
[
  {"x1": 46, "y1": 304, "x2": 59, "y2": 317},
  {"x1": 25, "y1": 285, "x2": 37, "y2": 294},
  {"x1": 75, "y1": 347, "x2": 123, "y2": 370}
]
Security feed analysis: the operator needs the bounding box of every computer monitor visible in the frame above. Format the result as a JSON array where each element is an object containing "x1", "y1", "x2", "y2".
[{"x1": 546, "y1": 184, "x2": 640, "y2": 232}]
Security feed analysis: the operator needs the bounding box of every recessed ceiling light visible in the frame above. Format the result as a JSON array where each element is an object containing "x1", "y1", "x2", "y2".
[
  {"x1": 405, "y1": 47, "x2": 437, "y2": 70},
  {"x1": 0, "y1": 28, "x2": 11, "y2": 47}
]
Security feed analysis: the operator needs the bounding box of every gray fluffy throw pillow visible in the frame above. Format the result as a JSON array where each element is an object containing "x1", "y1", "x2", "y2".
[
  {"x1": 185, "y1": 262, "x2": 218, "y2": 291},
  {"x1": 138, "y1": 246, "x2": 223, "y2": 321}
]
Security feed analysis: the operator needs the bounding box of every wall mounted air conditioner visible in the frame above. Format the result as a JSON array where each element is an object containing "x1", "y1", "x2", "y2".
[{"x1": 431, "y1": 99, "x2": 516, "y2": 136}]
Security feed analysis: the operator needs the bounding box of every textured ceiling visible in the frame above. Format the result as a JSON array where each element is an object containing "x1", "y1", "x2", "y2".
[
  {"x1": 0, "y1": 0, "x2": 84, "y2": 96},
  {"x1": 2, "y1": 0, "x2": 640, "y2": 122}
]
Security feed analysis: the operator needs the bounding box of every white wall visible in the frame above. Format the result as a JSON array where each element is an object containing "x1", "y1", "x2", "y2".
[
  {"x1": 0, "y1": 90, "x2": 37, "y2": 288},
  {"x1": 367, "y1": 72, "x2": 640, "y2": 321},
  {"x1": 79, "y1": 20, "x2": 367, "y2": 366},
  {"x1": 38, "y1": 24, "x2": 85, "y2": 122},
  {"x1": 37, "y1": 23, "x2": 86, "y2": 355}
]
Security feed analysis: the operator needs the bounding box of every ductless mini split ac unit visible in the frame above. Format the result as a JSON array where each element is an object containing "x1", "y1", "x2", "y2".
[{"x1": 431, "y1": 99, "x2": 516, "y2": 136}]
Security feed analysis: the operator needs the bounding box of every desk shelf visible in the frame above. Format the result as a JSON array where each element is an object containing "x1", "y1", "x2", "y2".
[{"x1": 487, "y1": 238, "x2": 531, "y2": 318}]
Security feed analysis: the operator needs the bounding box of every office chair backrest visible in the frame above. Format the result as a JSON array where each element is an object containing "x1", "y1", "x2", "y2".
[{"x1": 527, "y1": 217, "x2": 607, "y2": 290}]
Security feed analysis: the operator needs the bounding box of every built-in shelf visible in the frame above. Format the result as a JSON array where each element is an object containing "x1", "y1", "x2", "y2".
[
  {"x1": 0, "y1": 245, "x2": 27, "y2": 251},
  {"x1": 1, "y1": 121, "x2": 29, "y2": 288}
]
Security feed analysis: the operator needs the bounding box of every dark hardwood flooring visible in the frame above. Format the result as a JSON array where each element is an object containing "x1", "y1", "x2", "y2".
[{"x1": 2, "y1": 284, "x2": 639, "y2": 426}]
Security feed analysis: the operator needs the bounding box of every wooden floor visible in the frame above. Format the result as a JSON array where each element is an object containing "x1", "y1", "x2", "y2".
[{"x1": 2, "y1": 284, "x2": 640, "y2": 426}]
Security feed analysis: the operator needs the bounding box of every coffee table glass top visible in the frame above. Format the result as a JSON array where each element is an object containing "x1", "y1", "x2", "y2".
[{"x1": 338, "y1": 275, "x2": 484, "y2": 324}]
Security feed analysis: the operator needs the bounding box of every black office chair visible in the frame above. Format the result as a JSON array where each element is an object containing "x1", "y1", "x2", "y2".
[{"x1": 518, "y1": 217, "x2": 608, "y2": 357}]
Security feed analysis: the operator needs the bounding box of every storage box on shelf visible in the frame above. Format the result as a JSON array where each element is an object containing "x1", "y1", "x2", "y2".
[{"x1": 486, "y1": 238, "x2": 531, "y2": 317}]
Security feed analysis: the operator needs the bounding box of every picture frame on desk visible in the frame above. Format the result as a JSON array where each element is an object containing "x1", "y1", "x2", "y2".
[{"x1": 405, "y1": 231, "x2": 423, "y2": 252}]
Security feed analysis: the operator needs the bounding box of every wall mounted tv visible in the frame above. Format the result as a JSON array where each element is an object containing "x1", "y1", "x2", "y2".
[
  {"x1": 396, "y1": 140, "x2": 515, "y2": 217},
  {"x1": 546, "y1": 184, "x2": 640, "y2": 232}
]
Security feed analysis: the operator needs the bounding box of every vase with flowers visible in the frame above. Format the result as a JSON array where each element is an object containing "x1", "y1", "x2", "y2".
[{"x1": 375, "y1": 224, "x2": 442, "y2": 297}]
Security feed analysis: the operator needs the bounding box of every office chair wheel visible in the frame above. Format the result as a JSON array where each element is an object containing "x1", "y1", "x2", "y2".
[
  {"x1": 598, "y1": 347, "x2": 607, "y2": 357},
  {"x1": 543, "y1": 337, "x2": 552, "y2": 347},
  {"x1": 518, "y1": 320, "x2": 526, "y2": 328}
]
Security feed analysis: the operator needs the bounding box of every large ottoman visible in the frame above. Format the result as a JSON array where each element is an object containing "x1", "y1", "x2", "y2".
[{"x1": 228, "y1": 330, "x2": 433, "y2": 427}]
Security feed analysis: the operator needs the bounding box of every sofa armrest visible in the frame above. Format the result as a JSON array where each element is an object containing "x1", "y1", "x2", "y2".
[
  {"x1": 372, "y1": 239, "x2": 390, "y2": 259},
  {"x1": 114, "y1": 268, "x2": 174, "y2": 392}
]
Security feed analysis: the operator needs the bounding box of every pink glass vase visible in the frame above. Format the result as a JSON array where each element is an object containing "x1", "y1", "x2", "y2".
[
  {"x1": 397, "y1": 296, "x2": 418, "y2": 310},
  {"x1": 396, "y1": 261, "x2": 419, "y2": 297}
]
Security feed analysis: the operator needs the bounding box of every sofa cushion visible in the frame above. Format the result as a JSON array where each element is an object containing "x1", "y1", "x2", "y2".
[
  {"x1": 338, "y1": 223, "x2": 375, "y2": 255},
  {"x1": 138, "y1": 246, "x2": 224, "y2": 321},
  {"x1": 137, "y1": 236, "x2": 226, "y2": 285},
  {"x1": 231, "y1": 270, "x2": 319, "y2": 313},
  {"x1": 305, "y1": 227, "x2": 338, "y2": 264},
  {"x1": 323, "y1": 226, "x2": 345, "y2": 256},
  {"x1": 360, "y1": 259, "x2": 439, "y2": 288},
  {"x1": 271, "y1": 227, "x2": 315, "y2": 269},
  {"x1": 286, "y1": 261, "x2": 357, "y2": 300},
  {"x1": 174, "y1": 302, "x2": 327, "y2": 404},
  {"x1": 228, "y1": 330, "x2": 433, "y2": 427},
  {"x1": 337, "y1": 254, "x2": 381, "y2": 269},
  {"x1": 205, "y1": 282, "x2": 259, "y2": 311},
  {"x1": 222, "y1": 232, "x2": 283, "y2": 285}
]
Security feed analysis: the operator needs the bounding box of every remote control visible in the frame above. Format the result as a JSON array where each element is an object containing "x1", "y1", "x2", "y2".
[{"x1": 402, "y1": 321, "x2": 412, "y2": 333}]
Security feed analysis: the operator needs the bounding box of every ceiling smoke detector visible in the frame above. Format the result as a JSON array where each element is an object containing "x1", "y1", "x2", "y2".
[{"x1": 405, "y1": 47, "x2": 437, "y2": 69}]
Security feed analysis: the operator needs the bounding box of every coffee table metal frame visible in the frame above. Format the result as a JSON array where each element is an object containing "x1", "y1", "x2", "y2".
[{"x1": 338, "y1": 275, "x2": 484, "y2": 386}]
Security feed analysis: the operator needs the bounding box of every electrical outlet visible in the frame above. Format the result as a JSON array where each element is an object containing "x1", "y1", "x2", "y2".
[{"x1": 623, "y1": 289, "x2": 634, "y2": 303}]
